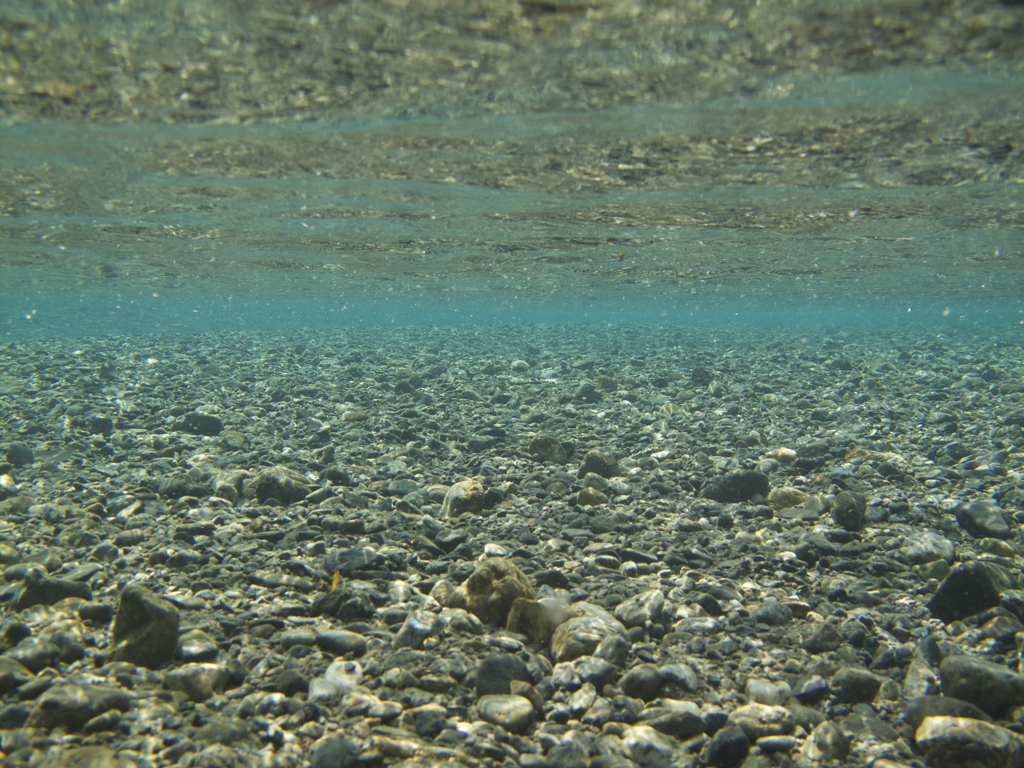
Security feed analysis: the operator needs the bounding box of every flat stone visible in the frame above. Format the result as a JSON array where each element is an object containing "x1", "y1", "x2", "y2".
[
  {"x1": 477, "y1": 694, "x2": 535, "y2": 734},
  {"x1": 110, "y1": 583, "x2": 180, "y2": 669},
  {"x1": 940, "y1": 655, "x2": 1024, "y2": 719},
  {"x1": 728, "y1": 703, "x2": 795, "y2": 741},
  {"x1": 915, "y1": 716, "x2": 1024, "y2": 768},
  {"x1": 928, "y1": 561, "x2": 1011, "y2": 624},
  {"x1": 164, "y1": 663, "x2": 230, "y2": 702},
  {"x1": 26, "y1": 684, "x2": 131, "y2": 731}
]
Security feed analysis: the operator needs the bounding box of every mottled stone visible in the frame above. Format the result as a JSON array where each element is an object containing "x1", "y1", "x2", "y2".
[
  {"x1": 940, "y1": 655, "x2": 1024, "y2": 719},
  {"x1": 477, "y1": 694, "x2": 535, "y2": 734},
  {"x1": 440, "y1": 479, "x2": 485, "y2": 517},
  {"x1": 916, "y1": 716, "x2": 1024, "y2": 768},
  {"x1": 110, "y1": 583, "x2": 180, "y2": 669},
  {"x1": 26, "y1": 684, "x2": 131, "y2": 731}
]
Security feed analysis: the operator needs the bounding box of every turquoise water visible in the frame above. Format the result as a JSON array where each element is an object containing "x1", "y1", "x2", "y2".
[{"x1": 1, "y1": 2, "x2": 1022, "y2": 338}]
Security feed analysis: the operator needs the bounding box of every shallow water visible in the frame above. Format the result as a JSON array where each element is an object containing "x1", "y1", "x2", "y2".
[{"x1": 1, "y1": 0, "x2": 1023, "y2": 338}]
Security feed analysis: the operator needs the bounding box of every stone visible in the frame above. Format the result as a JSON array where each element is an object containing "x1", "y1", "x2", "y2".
[
  {"x1": 110, "y1": 583, "x2": 180, "y2": 669},
  {"x1": 639, "y1": 698, "x2": 703, "y2": 739},
  {"x1": 956, "y1": 501, "x2": 1012, "y2": 540},
  {"x1": 180, "y1": 411, "x2": 223, "y2": 436},
  {"x1": 832, "y1": 490, "x2": 866, "y2": 531},
  {"x1": 310, "y1": 734, "x2": 359, "y2": 768},
  {"x1": 448, "y1": 557, "x2": 534, "y2": 626},
  {"x1": 477, "y1": 694, "x2": 535, "y2": 734},
  {"x1": 728, "y1": 703, "x2": 795, "y2": 741},
  {"x1": 830, "y1": 666, "x2": 883, "y2": 703},
  {"x1": 527, "y1": 435, "x2": 567, "y2": 464},
  {"x1": 550, "y1": 603, "x2": 628, "y2": 663},
  {"x1": 506, "y1": 598, "x2": 558, "y2": 644},
  {"x1": 176, "y1": 628, "x2": 220, "y2": 663},
  {"x1": 802, "y1": 621, "x2": 843, "y2": 653},
  {"x1": 903, "y1": 659, "x2": 941, "y2": 699},
  {"x1": 576, "y1": 449, "x2": 619, "y2": 479},
  {"x1": 700, "y1": 470, "x2": 769, "y2": 503},
  {"x1": 940, "y1": 655, "x2": 1024, "y2": 719},
  {"x1": 915, "y1": 716, "x2": 1024, "y2": 768},
  {"x1": 15, "y1": 565, "x2": 92, "y2": 610},
  {"x1": 5, "y1": 441, "x2": 33, "y2": 466},
  {"x1": 400, "y1": 702, "x2": 448, "y2": 738},
  {"x1": 621, "y1": 724, "x2": 678, "y2": 768},
  {"x1": 928, "y1": 561, "x2": 1012, "y2": 623},
  {"x1": 613, "y1": 589, "x2": 665, "y2": 629},
  {"x1": 440, "y1": 479, "x2": 486, "y2": 517},
  {"x1": 164, "y1": 663, "x2": 230, "y2": 702},
  {"x1": 766, "y1": 486, "x2": 809, "y2": 510},
  {"x1": 752, "y1": 598, "x2": 792, "y2": 626},
  {"x1": 905, "y1": 696, "x2": 993, "y2": 730},
  {"x1": 800, "y1": 720, "x2": 850, "y2": 762},
  {"x1": 476, "y1": 653, "x2": 531, "y2": 697},
  {"x1": 744, "y1": 678, "x2": 792, "y2": 706},
  {"x1": 621, "y1": 663, "x2": 663, "y2": 701},
  {"x1": 315, "y1": 629, "x2": 367, "y2": 656},
  {"x1": 34, "y1": 746, "x2": 130, "y2": 768},
  {"x1": 901, "y1": 530, "x2": 956, "y2": 565},
  {"x1": 703, "y1": 723, "x2": 749, "y2": 768},
  {"x1": 248, "y1": 465, "x2": 310, "y2": 503},
  {"x1": 25, "y1": 684, "x2": 131, "y2": 730},
  {"x1": 576, "y1": 486, "x2": 608, "y2": 506}
]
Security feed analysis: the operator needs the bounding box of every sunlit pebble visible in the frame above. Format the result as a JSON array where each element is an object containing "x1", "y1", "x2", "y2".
[
  {"x1": 768, "y1": 447, "x2": 797, "y2": 463},
  {"x1": 698, "y1": 517, "x2": 712, "y2": 530}
]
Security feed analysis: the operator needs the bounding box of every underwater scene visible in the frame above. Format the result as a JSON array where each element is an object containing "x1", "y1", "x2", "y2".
[{"x1": 1, "y1": 1, "x2": 1024, "y2": 766}]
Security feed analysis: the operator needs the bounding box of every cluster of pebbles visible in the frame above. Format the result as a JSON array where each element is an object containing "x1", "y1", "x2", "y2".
[{"x1": 1, "y1": 321, "x2": 1023, "y2": 768}]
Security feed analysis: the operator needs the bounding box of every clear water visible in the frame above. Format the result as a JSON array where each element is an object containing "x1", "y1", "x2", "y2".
[{"x1": 2, "y1": 0, "x2": 1022, "y2": 338}]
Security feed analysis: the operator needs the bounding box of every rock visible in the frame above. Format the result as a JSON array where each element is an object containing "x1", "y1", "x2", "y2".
[
  {"x1": 176, "y1": 628, "x2": 220, "y2": 663},
  {"x1": 15, "y1": 565, "x2": 92, "y2": 610},
  {"x1": 315, "y1": 629, "x2": 367, "y2": 656},
  {"x1": 164, "y1": 663, "x2": 230, "y2": 702},
  {"x1": 703, "y1": 723, "x2": 750, "y2": 768},
  {"x1": 550, "y1": 603, "x2": 628, "y2": 663},
  {"x1": 800, "y1": 720, "x2": 850, "y2": 762},
  {"x1": 400, "y1": 702, "x2": 448, "y2": 738},
  {"x1": 802, "y1": 621, "x2": 843, "y2": 653},
  {"x1": 915, "y1": 716, "x2": 1024, "y2": 768},
  {"x1": 577, "y1": 449, "x2": 619, "y2": 479},
  {"x1": 527, "y1": 435, "x2": 567, "y2": 464},
  {"x1": 621, "y1": 663, "x2": 663, "y2": 701},
  {"x1": 928, "y1": 561, "x2": 1012, "y2": 623},
  {"x1": 323, "y1": 546, "x2": 385, "y2": 576},
  {"x1": 248, "y1": 465, "x2": 310, "y2": 503},
  {"x1": 956, "y1": 501, "x2": 1012, "y2": 540},
  {"x1": 613, "y1": 589, "x2": 665, "y2": 629},
  {"x1": 110, "y1": 584, "x2": 180, "y2": 669},
  {"x1": 728, "y1": 703, "x2": 795, "y2": 740},
  {"x1": 905, "y1": 695, "x2": 993, "y2": 730},
  {"x1": 446, "y1": 557, "x2": 534, "y2": 626},
  {"x1": 901, "y1": 530, "x2": 956, "y2": 565},
  {"x1": 476, "y1": 653, "x2": 531, "y2": 697},
  {"x1": 477, "y1": 694, "x2": 535, "y2": 734},
  {"x1": 767, "y1": 486, "x2": 809, "y2": 510},
  {"x1": 903, "y1": 659, "x2": 941, "y2": 699},
  {"x1": 832, "y1": 490, "x2": 867, "y2": 531},
  {"x1": 34, "y1": 746, "x2": 129, "y2": 768},
  {"x1": 5, "y1": 442, "x2": 33, "y2": 466},
  {"x1": 576, "y1": 486, "x2": 608, "y2": 506},
  {"x1": 700, "y1": 470, "x2": 769, "y2": 503},
  {"x1": 506, "y1": 598, "x2": 558, "y2": 644},
  {"x1": 25, "y1": 684, "x2": 131, "y2": 730},
  {"x1": 940, "y1": 655, "x2": 1024, "y2": 719},
  {"x1": 830, "y1": 666, "x2": 883, "y2": 703},
  {"x1": 752, "y1": 598, "x2": 792, "y2": 626},
  {"x1": 440, "y1": 479, "x2": 485, "y2": 517},
  {"x1": 621, "y1": 724, "x2": 678, "y2": 768},
  {"x1": 639, "y1": 698, "x2": 703, "y2": 739},
  {"x1": 744, "y1": 678, "x2": 792, "y2": 706},
  {"x1": 310, "y1": 734, "x2": 359, "y2": 768},
  {"x1": 180, "y1": 411, "x2": 223, "y2": 436}
]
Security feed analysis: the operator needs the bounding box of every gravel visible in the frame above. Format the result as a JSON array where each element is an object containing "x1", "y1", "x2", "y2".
[{"x1": 0, "y1": 321, "x2": 1023, "y2": 768}]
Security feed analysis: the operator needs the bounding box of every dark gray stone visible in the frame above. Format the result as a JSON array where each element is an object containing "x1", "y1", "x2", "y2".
[
  {"x1": 905, "y1": 695, "x2": 993, "y2": 730},
  {"x1": 940, "y1": 655, "x2": 1024, "y2": 719},
  {"x1": 956, "y1": 501, "x2": 1012, "y2": 540},
  {"x1": 752, "y1": 599, "x2": 792, "y2": 626},
  {"x1": 5, "y1": 442, "x2": 33, "y2": 467},
  {"x1": 700, "y1": 471, "x2": 769, "y2": 504},
  {"x1": 476, "y1": 652, "x2": 531, "y2": 697},
  {"x1": 621, "y1": 663, "x2": 663, "y2": 701},
  {"x1": 110, "y1": 583, "x2": 180, "y2": 669},
  {"x1": 832, "y1": 490, "x2": 867, "y2": 531},
  {"x1": 25, "y1": 684, "x2": 131, "y2": 730},
  {"x1": 15, "y1": 567, "x2": 92, "y2": 610},
  {"x1": 704, "y1": 723, "x2": 750, "y2": 768},
  {"x1": 928, "y1": 561, "x2": 1011, "y2": 623}
]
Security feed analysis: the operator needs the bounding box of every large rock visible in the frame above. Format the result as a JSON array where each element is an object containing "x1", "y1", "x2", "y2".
[
  {"x1": 25, "y1": 684, "x2": 131, "y2": 730},
  {"x1": 110, "y1": 584, "x2": 180, "y2": 669},
  {"x1": 440, "y1": 479, "x2": 485, "y2": 517},
  {"x1": 832, "y1": 490, "x2": 867, "y2": 531},
  {"x1": 15, "y1": 565, "x2": 92, "y2": 610},
  {"x1": 915, "y1": 716, "x2": 1024, "y2": 768},
  {"x1": 247, "y1": 465, "x2": 310, "y2": 503},
  {"x1": 526, "y1": 435, "x2": 567, "y2": 464},
  {"x1": 701, "y1": 471, "x2": 769, "y2": 504},
  {"x1": 928, "y1": 561, "x2": 1012, "y2": 623},
  {"x1": 940, "y1": 656, "x2": 1024, "y2": 719},
  {"x1": 444, "y1": 558, "x2": 534, "y2": 626},
  {"x1": 956, "y1": 501, "x2": 1012, "y2": 540},
  {"x1": 551, "y1": 603, "x2": 628, "y2": 663},
  {"x1": 901, "y1": 531, "x2": 956, "y2": 565},
  {"x1": 576, "y1": 449, "x2": 619, "y2": 479}
]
